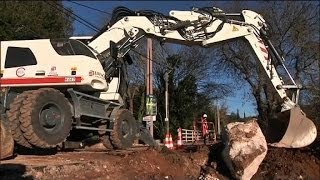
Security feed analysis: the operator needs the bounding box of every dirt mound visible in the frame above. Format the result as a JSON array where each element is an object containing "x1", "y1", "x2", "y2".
[
  {"x1": 0, "y1": 146, "x2": 210, "y2": 180},
  {"x1": 253, "y1": 136, "x2": 320, "y2": 179},
  {"x1": 201, "y1": 137, "x2": 320, "y2": 179},
  {"x1": 1, "y1": 137, "x2": 319, "y2": 179}
]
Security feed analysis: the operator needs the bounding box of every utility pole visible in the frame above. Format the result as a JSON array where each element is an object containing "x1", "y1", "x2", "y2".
[
  {"x1": 146, "y1": 38, "x2": 153, "y2": 137},
  {"x1": 217, "y1": 100, "x2": 221, "y2": 136},
  {"x1": 164, "y1": 72, "x2": 169, "y2": 135},
  {"x1": 237, "y1": 109, "x2": 240, "y2": 120}
]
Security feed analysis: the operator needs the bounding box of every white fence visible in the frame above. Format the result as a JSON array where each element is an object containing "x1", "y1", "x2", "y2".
[{"x1": 181, "y1": 128, "x2": 216, "y2": 144}]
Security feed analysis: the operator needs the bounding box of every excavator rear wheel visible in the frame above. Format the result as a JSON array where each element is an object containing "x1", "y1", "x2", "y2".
[
  {"x1": 6, "y1": 91, "x2": 34, "y2": 148},
  {"x1": 0, "y1": 120, "x2": 14, "y2": 160},
  {"x1": 110, "y1": 109, "x2": 137, "y2": 150},
  {"x1": 19, "y1": 88, "x2": 72, "y2": 148}
]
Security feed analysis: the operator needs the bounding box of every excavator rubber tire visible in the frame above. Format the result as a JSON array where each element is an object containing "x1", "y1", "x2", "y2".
[
  {"x1": 19, "y1": 88, "x2": 72, "y2": 148},
  {"x1": 0, "y1": 120, "x2": 14, "y2": 160},
  {"x1": 6, "y1": 91, "x2": 34, "y2": 148},
  {"x1": 110, "y1": 109, "x2": 137, "y2": 150}
]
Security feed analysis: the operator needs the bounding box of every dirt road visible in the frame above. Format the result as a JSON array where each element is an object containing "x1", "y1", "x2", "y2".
[
  {"x1": 0, "y1": 144, "x2": 210, "y2": 180},
  {"x1": 1, "y1": 139, "x2": 319, "y2": 180}
]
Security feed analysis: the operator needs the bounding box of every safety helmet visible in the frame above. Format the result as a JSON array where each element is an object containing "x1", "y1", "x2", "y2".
[{"x1": 202, "y1": 114, "x2": 207, "y2": 118}]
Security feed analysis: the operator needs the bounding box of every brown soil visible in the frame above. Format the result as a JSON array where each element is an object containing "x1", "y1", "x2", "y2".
[
  {"x1": 0, "y1": 136, "x2": 319, "y2": 180},
  {"x1": 0, "y1": 145, "x2": 210, "y2": 180},
  {"x1": 253, "y1": 135, "x2": 320, "y2": 180},
  {"x1": 202, "y1": 132, "x2": 320, "y2": 180}
]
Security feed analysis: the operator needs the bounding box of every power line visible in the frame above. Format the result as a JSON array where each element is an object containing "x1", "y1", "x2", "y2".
[
  {"x1": 130, "y1": 49, "x2": 165, "y2": 67},
  {"x1": 48, "y1": 2, "x2": 166, "y2": 67},
  {"x1": 45, "y1": 1, "x2": 100, "y2": 32},
  {"x1": 160, "y1": 43, "x2": 171, "y2": 57},
  {"x1": 67, "y1": 1, "x2": 112, "y2": 15},
  {"x1": 61, "y1": 2, "x2": 172, "y2": 67}
]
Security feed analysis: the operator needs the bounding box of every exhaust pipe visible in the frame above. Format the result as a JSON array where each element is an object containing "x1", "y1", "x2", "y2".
[{"x1": 267, "y1": 106, "x2": 317, "y2": 148}]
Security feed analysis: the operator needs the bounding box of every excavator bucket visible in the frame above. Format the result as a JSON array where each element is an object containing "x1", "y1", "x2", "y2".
[{"x1": 267, "y1": 106, "x2": 317, "y2": 148}]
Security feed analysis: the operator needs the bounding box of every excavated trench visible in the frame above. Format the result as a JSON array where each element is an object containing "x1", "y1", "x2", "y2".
[{"x1": 0, "y1": 138, "x2": 319, "y2": 180}]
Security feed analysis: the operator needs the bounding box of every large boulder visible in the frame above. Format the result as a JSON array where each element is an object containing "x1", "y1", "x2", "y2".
[{"x1": 222, "y1": 119, "x2": 267, "y2": 180}]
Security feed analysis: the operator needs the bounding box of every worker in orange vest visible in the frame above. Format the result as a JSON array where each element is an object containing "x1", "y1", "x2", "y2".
[{"x1": 201, "y1": 113, "x2": 209, "y2": 144}]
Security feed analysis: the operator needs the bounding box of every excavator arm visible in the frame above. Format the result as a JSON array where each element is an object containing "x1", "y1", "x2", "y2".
[{"x1": 87, "y1": 6, "x2": 317, "y2": 148}]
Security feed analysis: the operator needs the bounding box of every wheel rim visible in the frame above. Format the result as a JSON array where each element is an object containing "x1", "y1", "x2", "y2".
[
  {"x1": 121, "y1": 120, "x2": 130, "y2": 138},
  {"x1": 39, "y1": 102, "x2": 64, "y2": 134}
]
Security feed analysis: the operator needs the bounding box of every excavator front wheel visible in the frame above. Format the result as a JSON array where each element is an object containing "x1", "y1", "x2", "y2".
[
  {"x1": 110, "y1": 109, "x2": 137, "y2": 150},
  {"x1": 19, "y1": 88, "x2": 73, "y2": 148}
]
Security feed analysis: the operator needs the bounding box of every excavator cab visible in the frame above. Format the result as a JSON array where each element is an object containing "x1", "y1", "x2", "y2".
[{"x1": 266, "y1": 106, "x2": 317, "y2": 148}]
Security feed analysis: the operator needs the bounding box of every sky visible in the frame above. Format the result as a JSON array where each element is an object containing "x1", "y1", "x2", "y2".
[{"x1": 63, "y1": 1, "x2": 259, "y2": 117}]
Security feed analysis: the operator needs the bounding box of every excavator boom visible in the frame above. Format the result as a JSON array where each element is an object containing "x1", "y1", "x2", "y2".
[{"x1": 86, "y1": 6, "x2": 317, "y2": 148}]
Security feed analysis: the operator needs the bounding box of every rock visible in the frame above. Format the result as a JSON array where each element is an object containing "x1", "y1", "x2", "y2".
[
  {"x1": 222, "y1": 119, "x2": 267, "y2": 180},
  {"x1": 35, "y1": 171, "x2": 43, "y2": 179},
  {"x1": 210, "y1": 162, "x2": 217, "y2": 169},
  {"x1": 199, "y1": 166, "x2": 220, "y2": 180}
]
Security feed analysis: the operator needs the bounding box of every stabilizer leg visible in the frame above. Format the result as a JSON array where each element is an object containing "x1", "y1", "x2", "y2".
[{"x1": 137, "y1": 124, "x2": 160, "y2": 149}]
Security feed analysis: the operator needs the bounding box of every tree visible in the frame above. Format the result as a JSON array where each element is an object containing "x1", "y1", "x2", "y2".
[
  {"x1": 151, "y1": 49, "x2": 231, "y2": 139},
  {"x1": 212, "y1": 1, "x2": 320, "y2": 131},
  {"x1": 0, "y1": 1, "x2": 74, "y2": 40},
  {"x1": 258, "y1": 1, "x2": 320, "y2": 123}
]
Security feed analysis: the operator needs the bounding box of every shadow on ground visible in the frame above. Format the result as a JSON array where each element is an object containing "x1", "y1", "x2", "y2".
[{"x1": 0, "y1": 163, "x2": 33, "y2": 180}]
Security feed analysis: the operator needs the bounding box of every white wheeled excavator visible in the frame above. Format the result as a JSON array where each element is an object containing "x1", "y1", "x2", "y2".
[{"x1": 0, "y1": 6, "x2": 317, "y2": 154}]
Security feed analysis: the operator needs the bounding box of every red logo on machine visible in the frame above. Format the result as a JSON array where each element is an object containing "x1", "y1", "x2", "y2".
[
  {"x1": 89, "y1": 70, "x2": 104, "y2": 79},
  {"x1": 16, "y1": 67, "x2": 25, "y2": 77}
]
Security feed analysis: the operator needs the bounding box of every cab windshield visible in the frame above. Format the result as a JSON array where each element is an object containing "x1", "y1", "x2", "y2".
[{"x1": 50, "y1": 39, "x2": 97, "y2": 59}]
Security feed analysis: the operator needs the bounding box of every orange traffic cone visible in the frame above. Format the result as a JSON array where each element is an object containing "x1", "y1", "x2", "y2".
[
  {"x1": 177, "y1": 128, "x2": 183, "y2": 147},
  {"x1": 169, "y1": 133, "x2": 174, "y2": 150},
  {"x1": 164, "y1": 133, "x2": 171, "y2": 149}
]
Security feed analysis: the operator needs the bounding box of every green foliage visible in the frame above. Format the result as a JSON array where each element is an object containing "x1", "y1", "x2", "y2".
[
  {"x1": 171, "y1": 74, "x2": 197, "y2": 130},
  {"x1": 0, "y1": 1, "x2": 74, "y2": 40},
  {"x1": 153, "y1": 55, "x2": 217, "y2": 139}
]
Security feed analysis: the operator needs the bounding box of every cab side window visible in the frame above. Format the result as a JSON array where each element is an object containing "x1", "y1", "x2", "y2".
[
  {"x1": 50, "y1": 39, "x2": 75, "y2": 56},
  {"x1": 50, "y1": 39, "x2": 96, "y2": 59},
  {"x1": 5, "y1": 47, "x2": 37, "y2": 68}
]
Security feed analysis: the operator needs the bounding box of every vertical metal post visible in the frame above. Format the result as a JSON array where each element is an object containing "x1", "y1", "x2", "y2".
[
  {"x1": 164, "y1": 72, "x2": 169, "y2": 135},
  {"x1": 147, "y1": 38, "x2": 153, "y2": 137},
  {"x1": 217, "y1": 100, "x2": 221, "y2": 136}
]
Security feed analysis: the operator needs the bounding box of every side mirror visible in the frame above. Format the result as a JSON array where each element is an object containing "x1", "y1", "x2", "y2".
[{"x1": 110, "y1": 41, "x2": 118, "y2": 60}]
